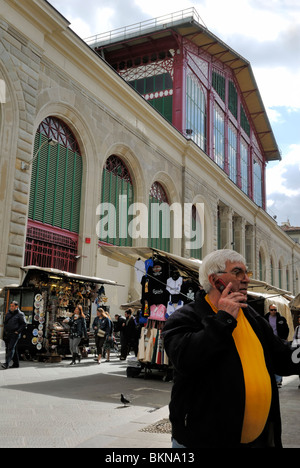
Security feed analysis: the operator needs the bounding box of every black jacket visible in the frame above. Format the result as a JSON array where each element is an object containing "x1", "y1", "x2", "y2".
[
  {"x1": 92, "y1": 316, "x2": 110, "y2": 336},
  {"x1": 264, "y1": 312, "x2": 289, "y2": 340},
  {"x1": 162, "y1": 291, "x2": 300, "y2": 448},
  {"x1": 68, "y1": 317, "x2": 87, "y2": 339},
  {"x1": 4, "y1": 309, "x2": 26, "y2": 335}
]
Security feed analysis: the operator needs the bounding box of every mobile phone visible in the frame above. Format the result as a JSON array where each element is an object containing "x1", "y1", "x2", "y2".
[{"x1": 215, "y1": 278, "x2": 227, "y2": 293}]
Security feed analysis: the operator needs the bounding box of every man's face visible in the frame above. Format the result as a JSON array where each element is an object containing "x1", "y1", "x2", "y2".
[
  {"x1": 216, "y1": 261, "x2": 251, "y2": 297},
  {"x1": 269, "y1": 306, "x2": 277, "y2": 316},
  {"x1": 9, "y1": 303, "x2": 17, "y2": 312}
]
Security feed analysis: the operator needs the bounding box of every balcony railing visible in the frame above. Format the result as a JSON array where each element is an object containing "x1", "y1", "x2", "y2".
[{"x1": 85, "y1": 7, "x2": 206, "y2": 48}]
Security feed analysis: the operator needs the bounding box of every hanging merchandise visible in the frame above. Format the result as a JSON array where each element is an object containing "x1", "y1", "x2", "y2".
[
  {"x1": 134, "y1": 258, "x2": 146, "y2": 283},
  {"x1": 0, "y1": 266, "x2": 121, "y2": 363},
  {"x1": 149, "y1": 304, "x2": 167, "y2": 321},
  {"x1": 180, "y1": 278, "x2": 199, "y2": 303},
  {"x1": 166, "y1": 271, "x2": 183, "y2": 303},
  {"x1": 98, "y1": 245, "x2": 202, "y2": 380},
  {"x1": 165, "y1": 300, "x2": 184, "y2": 319}
]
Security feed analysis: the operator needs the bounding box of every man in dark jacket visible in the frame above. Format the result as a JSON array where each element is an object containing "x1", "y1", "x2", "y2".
[
  {"x1": 265, "y1": 304, "x2": 289, "y2": 340},
  {"x1": 2, "y1": 301, "x2": 26, "y2": 369},
  {"x1": 163, "y1": 250, "x2": 300, "y2": 448},
  {"x1": 265, "y1": 304, "x2": 289, "y2": 388}
]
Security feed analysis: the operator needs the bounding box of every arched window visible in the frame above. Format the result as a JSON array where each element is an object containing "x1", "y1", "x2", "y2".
[
  {"x1": 148, "y1": 182, "x2": 170, "y2": 252},
  {"x1": 99, "y1": 155, "x2": 134, "y2": 246},
  {"x1": 26, "y1": 117, "x2": 82, "y2": 272},
  {"x1": 28, "y1": 117, "x2": 82, "y2": 232}
]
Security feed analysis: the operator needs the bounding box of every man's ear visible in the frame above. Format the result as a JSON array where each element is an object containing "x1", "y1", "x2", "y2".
[{"x1": 208, "y1": 274, "x2": 217, "y2": 288}]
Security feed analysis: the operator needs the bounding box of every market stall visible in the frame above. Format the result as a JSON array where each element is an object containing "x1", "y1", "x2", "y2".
[
  {"x1": 0, "y1": 266, "x2": 122, "y2": 362},
  {"x1": 99, "y1": 245, "x2": 201, "y2": 378}
]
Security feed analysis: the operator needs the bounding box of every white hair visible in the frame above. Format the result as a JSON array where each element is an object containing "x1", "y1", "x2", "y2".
[{"x1": 199, "y1": 249, "x2": 246, "y2": 293}]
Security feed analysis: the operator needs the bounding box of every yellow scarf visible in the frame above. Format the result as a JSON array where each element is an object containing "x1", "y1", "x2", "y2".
[{"x1": 205, "y1": 295, "x2": 272, "y2": 444}]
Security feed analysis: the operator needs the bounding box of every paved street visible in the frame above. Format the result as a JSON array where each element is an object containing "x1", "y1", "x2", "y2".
[
  {"x1": 0, "y1": 349, "x2": 299, "y2": 448},
  {"x1": 0, "y1": 349, "x2": 172, "y2": 448}
]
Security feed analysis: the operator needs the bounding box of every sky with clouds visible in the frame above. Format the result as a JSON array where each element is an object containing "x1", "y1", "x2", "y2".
[{"x1": 49, "y1": 0, "x2": 300, "y2": 226}]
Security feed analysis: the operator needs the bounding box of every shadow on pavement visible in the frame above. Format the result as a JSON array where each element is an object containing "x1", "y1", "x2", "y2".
[{"x1": 2, "y1": 367, "x2": 172, "y2": 408}]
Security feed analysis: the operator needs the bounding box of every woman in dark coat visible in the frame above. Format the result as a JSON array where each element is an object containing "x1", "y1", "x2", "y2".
[
  {"x1": 92, "y1": 308, "x2": 110, "y2": 364},
  {"x1": 64, "y1": 304, "x2": 87, "y2": 365}
]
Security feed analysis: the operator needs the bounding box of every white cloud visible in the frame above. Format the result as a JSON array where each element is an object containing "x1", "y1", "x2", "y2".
[
  {"x1": 254, "y1": 67, "x2": 300, "y2": 110},
  {"x1": 267, "y1": 144, "x2": 300, "y2": 195}
]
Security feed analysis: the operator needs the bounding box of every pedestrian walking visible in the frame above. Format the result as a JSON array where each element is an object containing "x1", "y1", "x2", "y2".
[
  {"x1": 163, "y1": 249, "x2": 300, "y2": 448},
  {"x1": 92, "y1": 308, "x2": 110, "y2": 364},
  {"x1": 1, "y1": 301, "x2": 26, "y2": 369},
  {"x1": 114, "y1": 314, "x2": 126, "y2": 359},
  {"x1": 121, "y1": 309, "x2": 138, "y2": 360},
  {"x1": 102, "y1": 311, "x2": 114, "y2": 362},
  {"x1": 265, "y1": 304, "x2": 289, "y2": 387},
  {"x1": 63, "y1": 305, "x2": 87, "y2": 365}
]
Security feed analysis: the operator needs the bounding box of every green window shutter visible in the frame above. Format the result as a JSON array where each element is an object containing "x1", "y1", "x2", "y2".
[
  {"x1": 228, "y1": 81, "x2": 238, "y2": 119},
  {"x1": 29, "y1": 131, "x2": 82, "y2": 234},
  {"x1": 212, "y1": 71, "x2": 225, "y2": 102},
  {"x1": 240, "y1": 105, "x2": 250, "y2": 136},
  {"x1": 148, "y1": 183, "x2": 170, "y2": 253},
  {"x1": 100, "y1": 162, "x2": 134, "y2": 247},
  {"x1": 72, "y1": 153, "x2": 83, "y2": 233}
]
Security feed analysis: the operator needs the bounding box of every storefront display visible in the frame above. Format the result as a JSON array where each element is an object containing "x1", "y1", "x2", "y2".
[{"x1": 0, "y1": 266, "x2": 120, "y2": 362}]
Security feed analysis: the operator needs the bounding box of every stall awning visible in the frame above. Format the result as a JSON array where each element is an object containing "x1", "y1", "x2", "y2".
[
  {"x1": 99, "y1": 245, "x2": 202, "y2": 281},
  {"x1": 247, "y1": 278, "x2": 293, "y2": 301},
  {"x1": 20, "y1": 266, "x2": 124, "y2": 287},
  {"x1": 289, "y1": 294, "x2": 300, "y2": 310}
]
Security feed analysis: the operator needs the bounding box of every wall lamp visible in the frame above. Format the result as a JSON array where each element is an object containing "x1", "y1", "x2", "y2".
[{"x1": 21, "y1": 138, "x2": 59, "y2": 171}]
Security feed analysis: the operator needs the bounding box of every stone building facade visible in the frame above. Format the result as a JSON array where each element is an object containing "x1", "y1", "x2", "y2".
[{"x1": 0, "y1": 0, "x2": 299, "y2": 310}]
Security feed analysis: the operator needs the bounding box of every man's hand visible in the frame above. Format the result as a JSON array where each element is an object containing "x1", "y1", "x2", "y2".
[{"x1": 217, "y1": 282, "x2": 247, "y2": 319}]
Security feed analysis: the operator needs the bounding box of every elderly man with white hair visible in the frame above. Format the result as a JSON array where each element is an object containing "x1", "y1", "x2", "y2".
[{"x1": 163, "y1": 249, "x2": 300, "y2": 449}]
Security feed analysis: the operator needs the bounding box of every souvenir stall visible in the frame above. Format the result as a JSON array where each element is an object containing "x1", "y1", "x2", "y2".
[
  {"x1": 0, "y1": 266, "x2": 121, "y2": 362},
  {"x1": 99, "y1": 245, "x2": 201, "y2": 378}
]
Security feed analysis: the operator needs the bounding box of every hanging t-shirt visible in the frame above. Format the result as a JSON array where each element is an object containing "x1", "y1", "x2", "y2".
[
  {"x1": 144, "y1": 258, "x2": 153, "y2": 274},
  {"x1": 147, "y1": 260, "x2": 169, "y2": 306},
  {"x1": 166, "y1": 276, "x2": 183, "y2": 295},
  {"x1": 134, "y1": 259, "x2": 146, "y2": 283},
  {"x1": 165, "y1": 300, "x2": 184, "y2": 319},
  {"x1": 148, "y1": 277, "x2": 168, "y2": 306},
  {"x1": 180, "y1": 279, "x2": 199, "y2": 303}
]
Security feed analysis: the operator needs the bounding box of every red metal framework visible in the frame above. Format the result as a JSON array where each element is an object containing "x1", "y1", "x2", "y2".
[{"x1": 25, "y1": 221, "x2": 78, "y2": 273}]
